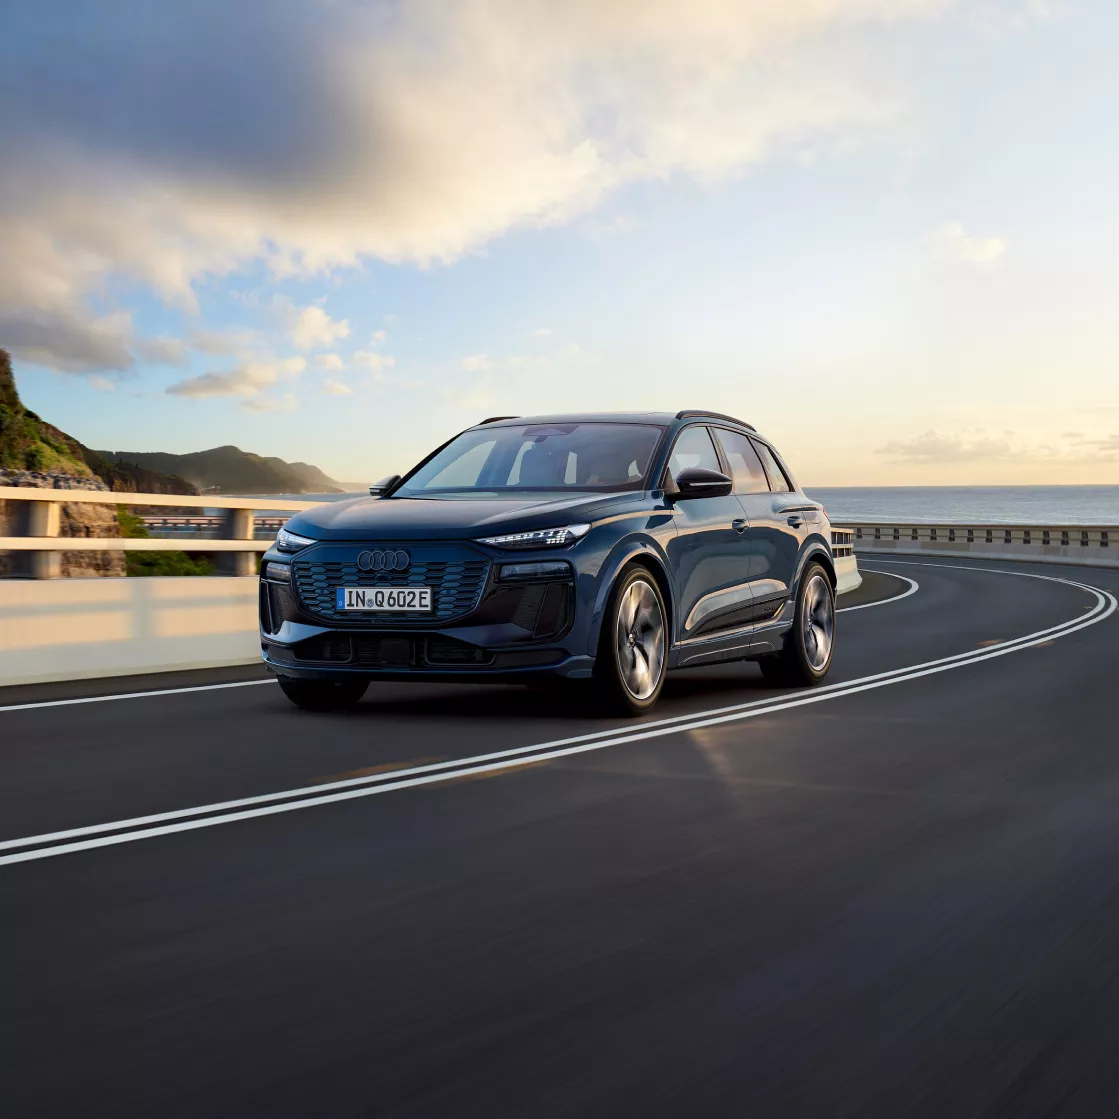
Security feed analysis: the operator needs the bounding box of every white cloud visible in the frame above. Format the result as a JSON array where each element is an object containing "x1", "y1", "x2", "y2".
[
  {"x1": 189, "y1": 328, "x2": 258, "y2": 356},
  {"x1": 287, "y1": 304, "x2": 351, "y2": 350},
  {"x1": 89, "y1": 376, "x2": 116, "y2": 393},
  {"x1": 461, "y1": 354, "x2": 490, "y2": 372},
  {"x1": 167, "y1": 356, "x2": 305, "y2": 399},
  {"x1": 243, "y1": 392, "x2": 299, "y2": 413},
  {"x1": 877, "y1": 428, "x2": 1119, "y2": 465},
  {"x1": 370, "y1": 330, "x2": 387, "y2": 345},
  {"x1": 315, "y1": 353, "x2": 346, "y2": 371},
  {"x1": 322, "y1": 378, "x2": 353, "y2": 396},
  {"x1": 930, "y1": 221, "x2": 1007, "y2": 266},
  {"x1": 135, "y1": 335, "x2": 188, "y2": 366},
  {"x1": 0, "y1": 0, "x2": 947, "y2": 369},
  {"x1": 533, "y1": 327, "x2": 553, "y2": 337},
  {"x1": 352, "y1": 350, "x2": 397, "y2": 374}
]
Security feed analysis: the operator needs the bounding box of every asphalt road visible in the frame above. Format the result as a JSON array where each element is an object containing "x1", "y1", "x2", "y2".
[{"x1": 2, "y1": 557, "x2": 1118, "y2": 1118}]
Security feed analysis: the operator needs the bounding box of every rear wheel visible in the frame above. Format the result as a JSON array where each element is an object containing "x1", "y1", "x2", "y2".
[
  {"x1": 758, "y1": 562, "x2": 835, "y2": 687},
  {"x1": 277, "y1": 677, "x2": 368, "y2": 711},
  {"x1": 594, "y1": 566, "x2": 668, "y2": 716}
]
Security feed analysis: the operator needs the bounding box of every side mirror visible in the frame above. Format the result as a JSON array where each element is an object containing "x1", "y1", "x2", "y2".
[
  {"x1": 674, "y1": 466, "x2": 733, "y2": 499},
  {"x1": 368, "y1": 474, "x2": 401, "y2": 497}
]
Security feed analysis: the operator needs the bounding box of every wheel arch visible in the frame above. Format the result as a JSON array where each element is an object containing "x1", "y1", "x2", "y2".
[{"x1": 589, "y1": 543, "x2": 675, "y2": 653}]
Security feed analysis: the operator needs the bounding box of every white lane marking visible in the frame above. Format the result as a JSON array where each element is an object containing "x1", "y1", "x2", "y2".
[
  {"x1": 0, "y1": 566, "x2": 1094, "y2": 855},
  {"x1": 2, "y1": 566, "x2": 1114, "y2": 867},
  {"x1": 0, "y1": 678, "x2": 273, "y2": 715},
  {"x1": 837, "y1": 571, "x2": 919, "y2": 612},
  {"x1": 0, "y1": 566, "x2": 916, "y2": 716}
]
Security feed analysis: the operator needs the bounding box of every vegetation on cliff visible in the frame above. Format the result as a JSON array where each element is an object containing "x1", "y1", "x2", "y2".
[{"x1": 0, "y1": 349, "x2": 197, "y2": 494}]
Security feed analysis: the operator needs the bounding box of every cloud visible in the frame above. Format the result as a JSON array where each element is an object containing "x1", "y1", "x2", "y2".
[
  {"x1": 877, "y1": 430, "x2": 1012, "y2": 463},
  {"x1": 189, "y1": 328, "x2": 258, "y2": 355},
  {"x1": 0, "y1": 0, "x2": 947, "y2": 369},
  {"x1": 135, "y1": 335, "x2": 188, "y2": 366},
  {"x1": 315, "y1": 353, "x2": 345, "y2": 371},
  {"x1": 352, "y1": 350, "x2": 396, "y2": 374},
  {"x1": 322, "y1": 378, "x2": 352, "y2": 396},
  {"x1": 461, "y1": 354, "x2": 490, "y2": 372},
  {"x1": 930, "y1": 221, "x2": 1007, "y2": 266},
  {"x1": 89, "y1": 376, "x2": 116, "y2": 393},
  {"x1": 167, "y1": 356, "x2": 305, "y2": 398},
  {"x1": 243, "y1": 392, "x2": 299, "y2": 413},
  {"x1": 878, "y1": 428, "x2": 1119, "y2": 465},
  {"x1": 286, "y1": 304, "x2": 350, "y2": 350},
  {"x1": 370, "y1": 330, "x2": 387, "y2": 345},
  {"x1": 0, "y1": 308, "x2": 136, "y2": 373},
  {"x1": 533, "y1": 327, "x2": 553, "y2": 337}
]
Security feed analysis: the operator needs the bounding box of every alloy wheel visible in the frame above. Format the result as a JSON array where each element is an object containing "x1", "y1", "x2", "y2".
[
  {"x1": 615, "y1": 578, "x2": 666, "y2": 700},
  {"x1": 802, "y1": 573, "x2": 834, "y2": 670}
]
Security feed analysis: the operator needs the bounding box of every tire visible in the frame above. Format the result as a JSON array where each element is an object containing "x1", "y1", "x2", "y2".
[
  {"x1": 758, "y1": 562, "x2": 835, "y2": 687},
  {"x1": 277, "y1": 676, "x2": 368, "y2": 711},
  {"x1": 593, "y1": 565, "x2": 669, "y2": 716}
]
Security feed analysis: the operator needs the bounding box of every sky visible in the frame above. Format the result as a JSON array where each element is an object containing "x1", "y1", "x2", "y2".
[{"x1": 2, "y1": 0, "x2": 1117, "y2": 487}]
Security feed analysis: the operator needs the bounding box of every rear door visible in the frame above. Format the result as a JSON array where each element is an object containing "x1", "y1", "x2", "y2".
[
  {"x1": 662, "y1": 425, "x2": 753, "y2": 641},
  {"x1": 712, "y1": 428, "x2": 804, "y2": 621}
]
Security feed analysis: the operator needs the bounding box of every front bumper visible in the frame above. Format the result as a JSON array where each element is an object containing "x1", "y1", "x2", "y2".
[{"x1": 260, "y1": 538, "x2": 592, "y2": 681}]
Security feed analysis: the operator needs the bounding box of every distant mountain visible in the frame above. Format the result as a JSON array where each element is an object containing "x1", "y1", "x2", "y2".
[
  {"x1": 95, "y1": 445, "x2": 346, "y2": 494},
  {"x1": 0, "y1": 348, "x2": 195, "y2": 495}
]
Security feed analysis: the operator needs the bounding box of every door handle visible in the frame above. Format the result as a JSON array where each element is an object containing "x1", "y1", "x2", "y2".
[
  {"x1": 786, "y1": 515, "x2": 803, "y2": 528},
  {"x1": 732, "y1": 518, "x2": 748, "y2": 534}
]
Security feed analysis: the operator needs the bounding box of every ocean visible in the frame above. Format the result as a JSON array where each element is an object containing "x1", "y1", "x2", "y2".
[
  {"x1": 232, "y1": 486, "x2": 1119, "y2": 527},
  {"x1": 803, "y1": 486, "x2": 1119, "y2": 526}
]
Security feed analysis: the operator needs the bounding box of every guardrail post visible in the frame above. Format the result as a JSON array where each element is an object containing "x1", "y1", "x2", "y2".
[
  {"x1": 22, "y1": 500, "x2": 62, "y2": 579},
  {"x1": 221, "y1": 508, "x2": 256, "y2": 577}
]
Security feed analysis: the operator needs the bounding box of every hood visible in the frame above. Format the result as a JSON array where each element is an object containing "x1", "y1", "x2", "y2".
[{"x1": 284, "y1": 490, "x2": 654, "y2": 541}]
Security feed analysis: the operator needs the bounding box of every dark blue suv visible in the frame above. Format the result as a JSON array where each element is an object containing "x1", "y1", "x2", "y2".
[{"x1": 260, "y1": 412, "x2": 836, "y2": 714}]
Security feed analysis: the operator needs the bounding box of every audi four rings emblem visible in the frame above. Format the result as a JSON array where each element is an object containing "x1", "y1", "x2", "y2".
[{"x1": 357, "y1": 549, "x2": 411, "y2": 572}]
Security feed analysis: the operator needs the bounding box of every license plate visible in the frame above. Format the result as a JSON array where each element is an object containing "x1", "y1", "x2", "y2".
[{"x1": 335, "y1": 587, "x2": 433, "y2": 612}]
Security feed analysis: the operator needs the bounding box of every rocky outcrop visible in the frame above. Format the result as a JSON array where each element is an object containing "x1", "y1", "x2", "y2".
[{"x1": 0, "y1": 471, "x2": 127, "y2": 577}]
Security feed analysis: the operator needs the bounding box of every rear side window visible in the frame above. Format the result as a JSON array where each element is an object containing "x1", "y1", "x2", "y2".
[
  {"x1": 713, "y1": 428, "x2": 769, "y2": 494},
  {"x1": 750, "y1": 438, "x2": 794, "y2": 493},
  {"x1": 668, "y1": 426, "x2": 721, "y2": 477}
]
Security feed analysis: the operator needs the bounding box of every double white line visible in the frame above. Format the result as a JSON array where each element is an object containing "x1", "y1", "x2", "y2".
[{"x1": 1, "y1": 563, "x2": 1113, "y2": 867}]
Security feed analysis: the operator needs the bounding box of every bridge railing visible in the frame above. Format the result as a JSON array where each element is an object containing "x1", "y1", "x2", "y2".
[
  {"x1": 0, "y1": 487, "x2": 322, "y2": 579},
  {"x1": 841, "y1": 522, "x2": 1117, "y2": 570}
]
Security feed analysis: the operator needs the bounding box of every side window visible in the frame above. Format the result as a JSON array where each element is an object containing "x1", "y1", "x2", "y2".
[
  {"x1": 668, "y1": 426, "x2": 721, "y2": 478},
  {"x1": 713, "y1": 429, "x2": 769, "y2": 494},
  {"x1": 750, "y1": 438, "x2": 794, "y2": 493}
]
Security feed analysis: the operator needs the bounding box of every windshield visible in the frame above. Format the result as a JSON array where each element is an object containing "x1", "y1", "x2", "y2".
[{"x1": 397, "y1": 423, "x2": 665, "y2": 495}]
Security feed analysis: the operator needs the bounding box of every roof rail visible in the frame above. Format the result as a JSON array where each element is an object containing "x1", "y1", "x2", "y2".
[
  {"x1": 477, "y1": 415, "x2": 520, "y2": 425},
  {"x1": 675, "y1": 409, "x2": 756, "y2": 431}
]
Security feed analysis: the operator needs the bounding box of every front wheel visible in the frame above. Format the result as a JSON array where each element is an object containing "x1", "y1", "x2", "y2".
[
  {"x1": 594, "y1": 566, "x2": 669, "y2": 716},
  {"x1": 277, "y1": 676, "x2": 368, "y2": 711},
  {"x1": 758, "y1": 563, "x2": 835, "y2": 687}
]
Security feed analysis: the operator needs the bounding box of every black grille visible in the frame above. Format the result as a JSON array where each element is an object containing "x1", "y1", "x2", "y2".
[
  {"x1": 262, "y1": 583, "x2": 295, "y2": 635},
  {"x1": 292, "y1": 556, "x2": 489, "y2": 625},
  {"x1": 426, "y1": 636, "x2": 493, "y2": 666}
]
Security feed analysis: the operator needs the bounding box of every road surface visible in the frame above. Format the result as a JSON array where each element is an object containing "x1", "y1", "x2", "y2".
[{"x1": 2, "y1": 557, "x2": 1118, "y2": 1118}]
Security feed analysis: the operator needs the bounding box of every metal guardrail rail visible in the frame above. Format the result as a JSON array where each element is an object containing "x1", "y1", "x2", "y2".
[{"x1": 841, "y1": 522, "x2": 1117, "y2": 570}]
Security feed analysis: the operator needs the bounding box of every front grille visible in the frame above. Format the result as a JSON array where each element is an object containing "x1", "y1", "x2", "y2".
[
  {"x1": 426, "y1": 636, "x2": 492, "y2": 666},
  {"x1": 355, "y1": 636, "x2": 415, "y2": 666},
  {"x1": 261, "y1": 582, "x2": 295, "y2": 635},
  {"x1": 292, "y1": 554, "x2": 489, "y2": 625}
]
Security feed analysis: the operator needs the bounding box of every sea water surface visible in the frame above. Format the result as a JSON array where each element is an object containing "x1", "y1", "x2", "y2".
[
  {"x1": 804, "y1": 486, "x2": 1119, "y2": 526},
  {"x1": 234, "y1": 486, "x2": 1119, "y2": 527}
]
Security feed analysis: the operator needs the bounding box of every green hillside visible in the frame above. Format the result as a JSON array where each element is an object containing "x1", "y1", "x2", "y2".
[{"x1": 95, "y1": 446, "x2": 346, "y2": 494}]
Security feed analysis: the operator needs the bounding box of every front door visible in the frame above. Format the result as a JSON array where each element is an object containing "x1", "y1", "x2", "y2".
[
  {"x1": 663, "y1": 425, "x2": 753, "y2": 640},
  {"x1": 711, "y1": 427, "x2": 803, "y2": 621}
]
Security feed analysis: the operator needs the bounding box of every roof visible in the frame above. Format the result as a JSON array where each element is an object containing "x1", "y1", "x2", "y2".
[{"x1": 474, "y1": 410, "x2": 757, "y2": 431}]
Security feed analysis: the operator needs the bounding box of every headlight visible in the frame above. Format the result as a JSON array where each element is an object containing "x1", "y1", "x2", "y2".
[
  {"x1": 476, "y1": 524, "x2": 591, "y2": 550},
  {"x1": 275, "y1": 527, "x2": 316, "y2": 553}
]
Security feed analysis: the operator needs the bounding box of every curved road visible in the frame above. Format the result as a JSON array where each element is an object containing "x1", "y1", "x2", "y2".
[{"x1": 2, "y1": 557, "x2": 1118, "y2": 1117}]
